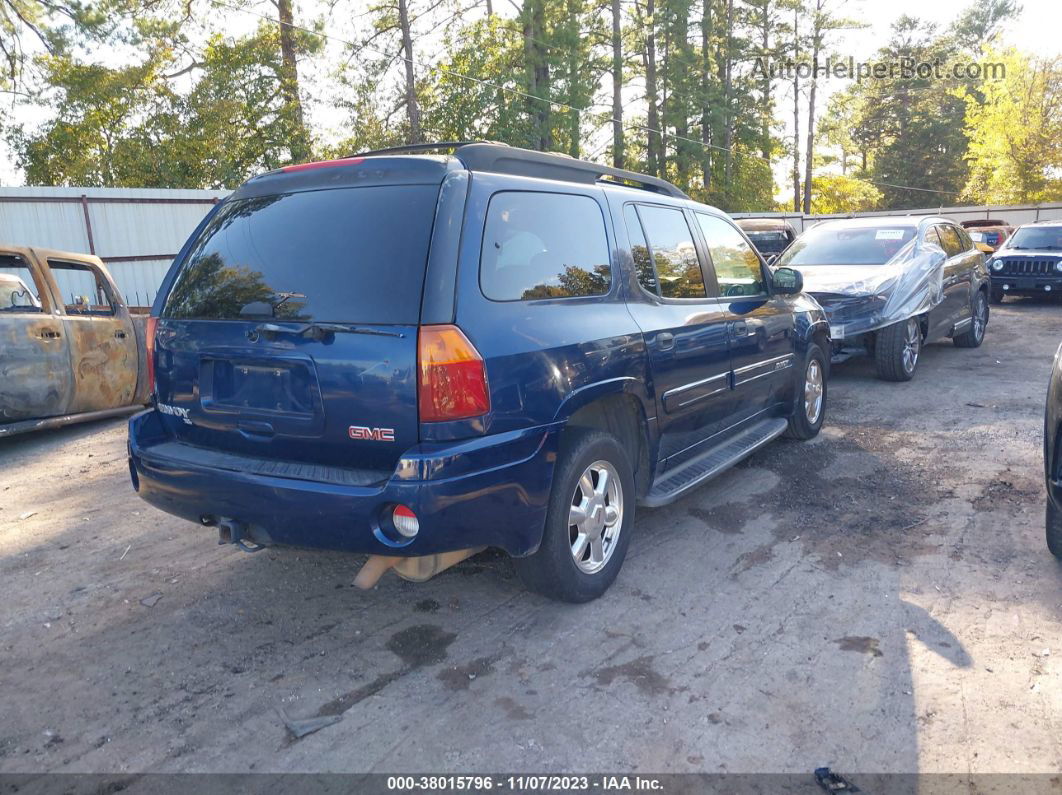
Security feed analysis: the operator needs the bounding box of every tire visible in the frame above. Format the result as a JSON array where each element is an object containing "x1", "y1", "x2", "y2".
[
  {"x1": 875, "y1": 317, "x2": 921, "y2": 382},
  {"x1": 784, "y1": 343, "x2": 827, "y2": 440},
  {"x1": 990, "y1": 286, "x2": 1004, "y2": 304},
  {"x1": 954, "y1": 290, "x2": 988, "y2": 348},
  {"x1": 1048, "y1": 500, "x2": 1062, "y2": 559},
  {"x1": 513, "y1": 429, "x2": 635, "y2": 602}
]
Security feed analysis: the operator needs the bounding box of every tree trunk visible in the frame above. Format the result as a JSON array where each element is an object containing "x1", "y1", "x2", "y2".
[
  {"x1": 721, "y1": 0, "x2": 733, "y2": 194},
  {"x1": 699, "y1": 0, "x2": 712, "y2": 193},
  {"x1": 759, "y1": 0, "x2": 771, "y2": 163},
  {"x1": 611, "y1": 0, "x2": 624, "y2": 169},
  {"x1": 522, "y1": 0, "x2": 551, "y2": 151},
  {"x1": 565, "y1": 0, "x2": 580, "y2": 158},
  {"x1": 673, "y1": 0, "x2": 692, "y2": 190},
  {"x1": 397, "y1": 0, "x2": 422, "y2": 144},
  {"x1": 659, "y1": 5, "x2": 670, "y2": 180},
  {"x1": 802, "y1": 15, "x2": 820, "y2": 215},
  {"x1": 276, "y1": 0, "x2": 310, "y2": 162},
  {"x1": 791, "y1": 5, "x2": 800, "y2": 212},
  {"x1": 644, "y1": 0, "x2": 660, "y2": 176}
]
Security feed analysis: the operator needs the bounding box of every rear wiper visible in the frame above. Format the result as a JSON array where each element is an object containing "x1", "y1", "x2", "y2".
[{"x1": 251, "y1": 322, "x2": 404, "y2": 341}]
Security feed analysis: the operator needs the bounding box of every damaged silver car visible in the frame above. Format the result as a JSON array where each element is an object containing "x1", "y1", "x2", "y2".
[{"x1": 776, "y1": 217, "x2": 990, "y2": 381}]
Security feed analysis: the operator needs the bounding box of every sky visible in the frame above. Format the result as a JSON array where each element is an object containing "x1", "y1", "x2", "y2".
[{"x1": 1, "y1": 0, "x2": 1059, "y2": 188}]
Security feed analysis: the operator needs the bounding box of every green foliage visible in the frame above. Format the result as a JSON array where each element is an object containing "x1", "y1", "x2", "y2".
[
  {"x1": 422, "y1": 16, "x2": 532, "y2": 146},
  {"x1": 813, "y1": 0, "x2": 1023, "y2": 211},
  {"x1": 809, "y1": 174, "x2": 882, "y2": 213},
  {"x1": 3, "y1": 0, "x2": 1051, "y2": 218},
  {"x1": 9, "y1": 22, "x2": 320, "y2": 187},
  {"x1": 961, "y1": 48, "x2": 1062, "y2": 204}
]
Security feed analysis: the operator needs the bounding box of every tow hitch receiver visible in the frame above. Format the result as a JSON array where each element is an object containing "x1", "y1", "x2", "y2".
[{"x1": 216, "y1": 518, "x2": 269, "y2": 553}]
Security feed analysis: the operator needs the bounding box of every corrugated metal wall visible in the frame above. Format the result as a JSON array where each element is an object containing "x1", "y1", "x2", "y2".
[
  {"x1": 0, "y1": 187, "x2": 230, "y2": 307},
  {"x1": 733, "y1": 202, "x2": 1062, "y2": 234}
]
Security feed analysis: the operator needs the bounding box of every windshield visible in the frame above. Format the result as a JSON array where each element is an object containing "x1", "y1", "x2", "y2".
[
  {"x1": 163, "y1": 184, "x2": 440, "y2": 324},
  {"x1": 777, "y1": 225, "x2": 917, "y2": 267},
  {"x1": 744, "y1": 231, "x2": 791, "y2": 254},
  {"x1": 1006, "y1": 226, "x2": 1062, "y2": 251}
]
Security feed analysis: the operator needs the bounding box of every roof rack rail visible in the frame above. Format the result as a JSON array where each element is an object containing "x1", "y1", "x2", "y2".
[
  {"x1": 349, "y1": 140, "x2": 689, "y2": 200},
  {"x1": 347, "y1": 141, "x2": 503, "y2": 158},
  {"x1": 453, "y1": 143, "x2": 690, "y2": 200}
]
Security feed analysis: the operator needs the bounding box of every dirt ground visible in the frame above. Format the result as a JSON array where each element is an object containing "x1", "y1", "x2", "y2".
[{"x1": 1, "y1": 297, "x2": 1061, "y2": 778}]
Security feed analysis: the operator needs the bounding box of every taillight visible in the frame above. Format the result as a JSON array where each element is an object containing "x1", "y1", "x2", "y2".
[
  {"x1": 418, "y1": 325, "x2": 490, "y2": 422},
  {"x1": 145, "y1": 316, "x2": 158, "y2": 396}
]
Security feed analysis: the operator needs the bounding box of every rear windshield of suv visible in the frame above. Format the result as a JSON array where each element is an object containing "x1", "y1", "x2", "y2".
[{"x1": 162, "y1": 185, "x2": 439, "y2": 324}]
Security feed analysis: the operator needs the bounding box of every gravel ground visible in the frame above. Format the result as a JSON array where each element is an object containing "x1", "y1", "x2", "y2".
[{"x1": 1, "y1": 297, "x2": 1060, "y2": 777}]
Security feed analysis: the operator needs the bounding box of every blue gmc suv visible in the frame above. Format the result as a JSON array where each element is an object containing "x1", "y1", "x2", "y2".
[{"x1": 128, "y1": 143, "x2": 830, "y2": 602}]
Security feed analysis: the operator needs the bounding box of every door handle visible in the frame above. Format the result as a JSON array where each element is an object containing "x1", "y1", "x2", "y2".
[
  {"x1": 657, "y1": 332, "x2": 675, "y2": 350},
  {"x1": 38, "y1": 329, "x2": 61, "y2": 340},
  {"x1": 114, "y1": 329, "x2": 127, "y2": 339}
]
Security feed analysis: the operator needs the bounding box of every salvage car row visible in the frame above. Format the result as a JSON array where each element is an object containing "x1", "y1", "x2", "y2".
[{"x1": 4, "y1": 143, "x2": 1060, "y2": 602}]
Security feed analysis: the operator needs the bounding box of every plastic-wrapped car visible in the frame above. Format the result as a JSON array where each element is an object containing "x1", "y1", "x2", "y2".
[{"x1": 776, "y1": 217, "x2": 991, "y2": 381}]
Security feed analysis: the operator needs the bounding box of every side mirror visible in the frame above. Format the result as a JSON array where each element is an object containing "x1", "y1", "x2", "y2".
[{"x1": 771, "y1": 266, "x2": 803, "y2": 295}]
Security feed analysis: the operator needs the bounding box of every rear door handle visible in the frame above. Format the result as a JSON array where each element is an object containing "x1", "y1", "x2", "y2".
[
  {"x1": 38, "y1": 329, "x2": 61, "y2": 340},
  {"x1": 657, "y1": 332, "x2": 675, "y2": 350},
  {"x1": 114, "y1": 330, "x2": 127, "y2": 339}
]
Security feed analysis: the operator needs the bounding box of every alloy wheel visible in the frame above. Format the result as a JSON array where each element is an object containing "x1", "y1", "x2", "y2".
[
  {"x1": 973, "y1": 295, "x2": 987, "y2": 342},
  {"x1": 804, "y1": 358, "x2": 824, "y2": 425},
  {"x1": 568, "y1": 460, "x2": 623, "y2": 574},
  {"x1": 902, "y1": 319, "x2": 921, "y2": 374}
]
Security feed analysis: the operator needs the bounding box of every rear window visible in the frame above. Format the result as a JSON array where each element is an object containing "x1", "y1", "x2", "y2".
[
  {"x1": 479, "y1": 191, "x2": 611, "y2": 301},
  {"x1": 162, "y1": 185, "x2": 439, "y2": 323},
  {"x1": 744, "y1": 230, "x2": 791, "y2": 254}
]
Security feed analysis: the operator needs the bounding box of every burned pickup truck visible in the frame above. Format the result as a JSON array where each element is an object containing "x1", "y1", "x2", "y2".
[{"x1": 0, "y1": 245, "x2": 150, "y2": 438}]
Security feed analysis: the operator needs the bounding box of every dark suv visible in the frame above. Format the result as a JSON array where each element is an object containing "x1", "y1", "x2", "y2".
[
  {"x1": 128, "y1": 143, "x2": 830, "y2": 602},
  {"x1": 987, "y1": 220, "x2": 1062, "y2": 302},
  {"x1": 1047, "y1": 341, "x2": 1062, "y2": 559}
]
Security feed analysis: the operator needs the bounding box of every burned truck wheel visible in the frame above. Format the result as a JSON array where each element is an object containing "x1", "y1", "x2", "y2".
[
  {"x1": 514, "y1": 429, "x2": 634, "y2": 603},
  {"x1": 875, "y1": 317, "x2": 921, "y2": 382}
]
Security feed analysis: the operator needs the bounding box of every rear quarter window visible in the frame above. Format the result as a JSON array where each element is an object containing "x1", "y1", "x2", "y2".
[
  {"x1": 479, "y1": 191, "x2": 612, "y2": 301},
  {"x1": 162, "y1": 185, "x2": 439, "y2": 324}
]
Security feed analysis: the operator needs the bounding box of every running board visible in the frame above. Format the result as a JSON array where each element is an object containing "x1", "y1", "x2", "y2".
[{"x1": 642, "y1": 418, "x2": 789, "y2": 507}]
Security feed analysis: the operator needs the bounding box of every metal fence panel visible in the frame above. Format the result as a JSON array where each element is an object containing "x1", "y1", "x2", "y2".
[{"x1": 0, "y1": 187, "x2": 228, "y2": 307}]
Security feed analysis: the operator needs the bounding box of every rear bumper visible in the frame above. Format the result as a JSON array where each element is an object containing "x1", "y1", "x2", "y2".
[{"x1": 128, "y1": 410, "x2": 560, "y2": 557}]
